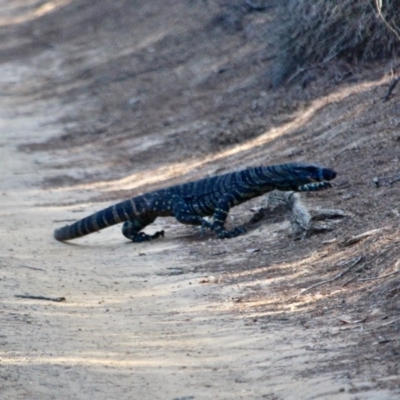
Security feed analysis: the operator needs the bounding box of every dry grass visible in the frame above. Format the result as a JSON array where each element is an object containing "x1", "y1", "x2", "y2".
[{"x1": 271, "y1": 0, "x2": 400, "y2": 86}]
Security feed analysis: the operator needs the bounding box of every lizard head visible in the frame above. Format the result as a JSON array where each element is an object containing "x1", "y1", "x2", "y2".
[{"x1": 270, "y1": 163, "x2": 337, "y2": 192}]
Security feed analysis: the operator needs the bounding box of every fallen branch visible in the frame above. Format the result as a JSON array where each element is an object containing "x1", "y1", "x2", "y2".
[
  {"x1": 341, "y1": 228, "x2": 386, "y2": 247},
  {"x1": 15, "y1": 294, "x2": 66, "y2": 302},
  {"x1": 291, "y1": 255, "x2": 363, "y2": 299},
  {"x1": 263, "y1": 191, "x2": 346, "y2": 236},
  {"x1": 290, "y1": 192, "x2": 312, "y2": 231},
  {"x1": 372, "y1": 173, "x2": 400, "y2": 187},
  {"x1": 310, "y1": 208, "x2": 347, "y2": 220}
]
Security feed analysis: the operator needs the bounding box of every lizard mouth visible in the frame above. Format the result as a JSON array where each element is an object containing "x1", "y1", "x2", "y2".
[{"x1": 297, "y1": 181, "x2": 333, "y2": 191}]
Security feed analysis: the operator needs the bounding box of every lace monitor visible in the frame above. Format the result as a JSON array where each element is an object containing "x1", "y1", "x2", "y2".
[{"x1": 54, "y1": 162, "x2": 336, "y2": 243}]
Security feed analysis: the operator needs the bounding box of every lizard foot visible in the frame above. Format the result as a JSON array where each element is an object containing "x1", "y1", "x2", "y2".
[
  {"x1": 128, "y1": 230, "x2": 165, "y2": 243},
  {"x1": 217, "y1": 226, "x2": 247, "y2": 239}
]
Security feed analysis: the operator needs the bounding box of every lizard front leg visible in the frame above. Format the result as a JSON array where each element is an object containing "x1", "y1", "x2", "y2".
[{"x1": 211, "y1": 194, "x2": 247, "y2": 239}]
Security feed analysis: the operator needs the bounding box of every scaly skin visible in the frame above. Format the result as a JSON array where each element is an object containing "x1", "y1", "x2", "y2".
[{"x1": 54, "y1": 162, "x2": 336, "y2": 243}]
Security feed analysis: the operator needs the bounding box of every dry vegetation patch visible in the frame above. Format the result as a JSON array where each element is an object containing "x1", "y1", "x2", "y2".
[{"x1": 272, "y1": 0, "x2": 400, "y2": 86}]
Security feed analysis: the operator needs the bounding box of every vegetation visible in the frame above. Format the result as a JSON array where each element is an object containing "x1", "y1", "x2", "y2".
[{"x1": 272, "y1": 0, "x2": 400, "y2": 85}]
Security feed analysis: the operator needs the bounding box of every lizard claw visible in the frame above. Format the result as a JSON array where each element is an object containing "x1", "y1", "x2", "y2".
[
  {"x1": 199, "y1": 220, "x2": 212, "y2": 237},
  {"x1": 151, "y1": 230, "x2": 165, "y2": 239}
]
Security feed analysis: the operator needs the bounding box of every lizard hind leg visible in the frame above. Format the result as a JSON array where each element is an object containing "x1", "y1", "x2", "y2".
[
  {"x1": 122, "y1": 216, "x2": 163, "y2": 243},
  {"x1": 170, "y1": 195, "x2": 212, "y2": 235}
]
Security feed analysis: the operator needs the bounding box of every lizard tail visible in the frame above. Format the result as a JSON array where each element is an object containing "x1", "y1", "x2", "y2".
[{"x1": 54, "y1": 199, "x2": 135, "y2": 241}]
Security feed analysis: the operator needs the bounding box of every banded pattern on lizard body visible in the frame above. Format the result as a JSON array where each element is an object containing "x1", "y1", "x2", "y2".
[{"x1": 54, "y1": 162, "x2": 336, "y2": 243}]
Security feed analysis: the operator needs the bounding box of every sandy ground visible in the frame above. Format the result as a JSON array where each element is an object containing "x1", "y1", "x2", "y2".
[{"x1": 1, "y1": 1, "x2": 400, "y2": 399}]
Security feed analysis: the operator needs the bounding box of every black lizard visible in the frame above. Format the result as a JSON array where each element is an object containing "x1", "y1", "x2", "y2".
[{"x1": 54, "y1": 162, "x2": 336, "y2": 243}]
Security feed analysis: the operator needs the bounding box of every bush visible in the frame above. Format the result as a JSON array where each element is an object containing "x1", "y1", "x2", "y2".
[{"x1": 272, "y1": 0, "x2": 400, "y2": 86}]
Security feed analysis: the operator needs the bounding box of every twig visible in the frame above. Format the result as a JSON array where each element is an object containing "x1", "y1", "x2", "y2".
[
  {"x1": 286, "y1": 54, "x2": 337, "y2": 85},
  {"x1": 19, "y1": 265, "x2": 45, "y2": 271},
  {"x1": 389, "y1": 175, "x2": 400, "y2": 185},
  {"x1": 358, "y1": 269, "x2": 400, "y2": 282},
  {"x1": 382, "y1": 75, "x2": 400, "y2": 103},
  {"x1": 375, "y1": 0, "x2": 400, "y2": 42},
  {"x1": 341, "y1": 275, "x2": 358, "y2": 287},
  {"x1": 341, "y1": 228, "x2": 386, "y2": 247},
  {"x1": 15, "y1": 294, "x2": 66, "y2": 302},
  {"x1": 291, "y1": 255, "x2": 363, "y2": 299},
  {"x1": 363, "y1": 317, "x2": 400, "y2": 332},
  {"x1": 343, "y1": 244, "x2": 399, "y2": 287},
  {"x1": 355, "y1": 243, "x2": 399, "y2": 273},
  {"x1": 383, "y1": 284, "x2": 400, "y2": 294},
  {"x1": 244, "y1": 0, "x2": 271, "y2": 12}
]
